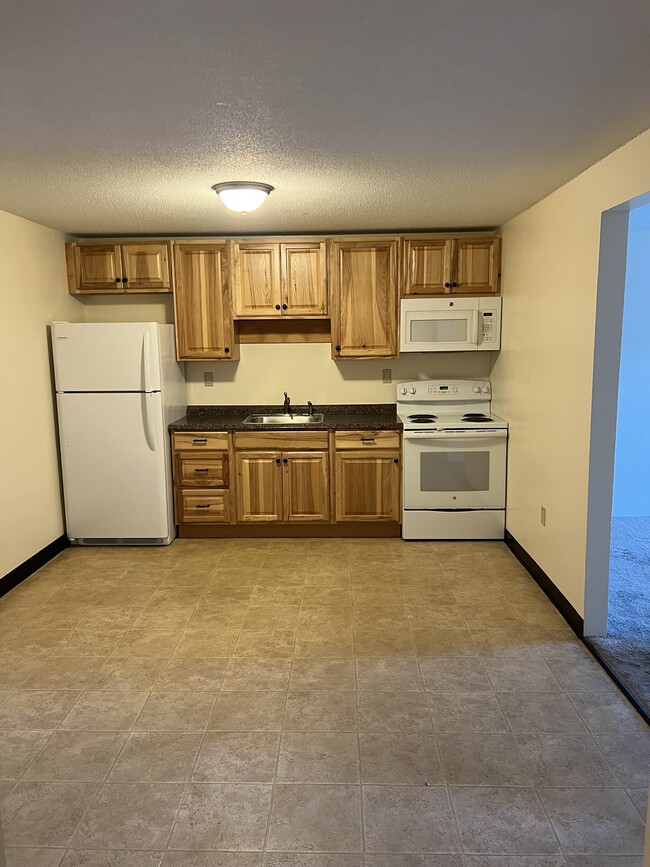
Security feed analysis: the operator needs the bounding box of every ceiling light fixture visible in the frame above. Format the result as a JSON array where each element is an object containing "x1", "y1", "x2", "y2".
[{"x1": 211, "y1": 181, "x2": 274, "y2": 214}]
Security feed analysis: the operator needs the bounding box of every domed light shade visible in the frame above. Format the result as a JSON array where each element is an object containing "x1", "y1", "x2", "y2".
[{"x1": 211, "y1": 181, "x2": 274, "y2": 214}]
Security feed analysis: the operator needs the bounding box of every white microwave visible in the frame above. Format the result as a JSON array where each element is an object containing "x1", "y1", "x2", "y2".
[{"x1": 400, "y1": 296, "x2": 502, "y2": 353}]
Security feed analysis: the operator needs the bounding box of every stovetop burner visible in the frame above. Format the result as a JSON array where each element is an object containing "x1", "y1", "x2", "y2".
[
  {"x1": 462, "y1": 413, "x2": 494, "y2": 422},
  {"x1": 408, "y1": 414, "x2": 437, "y2": 423}
]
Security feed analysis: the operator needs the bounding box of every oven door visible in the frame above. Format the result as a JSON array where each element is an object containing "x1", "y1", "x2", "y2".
[
  {"x1": 403, "y1": 429, "x2": 507, "y2": 510},
  {"x1": 400, "y1": 305, "x2": 479, "y2": 352}
]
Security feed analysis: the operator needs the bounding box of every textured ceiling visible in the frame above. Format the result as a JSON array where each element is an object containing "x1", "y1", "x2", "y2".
[{"x1": 1, "y1": 0, "x2": 650, "y2": 235}]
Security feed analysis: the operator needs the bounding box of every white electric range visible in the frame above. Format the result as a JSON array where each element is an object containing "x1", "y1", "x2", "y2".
[{"x1": 397, "y1": 379, "x2": 508, "y2": 540}]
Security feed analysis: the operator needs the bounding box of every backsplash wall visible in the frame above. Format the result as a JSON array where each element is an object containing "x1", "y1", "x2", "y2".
[{"x1": 185, "y1": 344, "x2": 495, "y2": 405}]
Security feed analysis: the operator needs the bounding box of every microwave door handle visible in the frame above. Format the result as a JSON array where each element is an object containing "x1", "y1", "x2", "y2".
[{"x1": 470, "y1": 310, "x2": 480, "y2": 344}]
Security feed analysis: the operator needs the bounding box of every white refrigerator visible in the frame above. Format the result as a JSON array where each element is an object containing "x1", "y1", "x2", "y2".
[{"x1": 52, "y1": 322, "x2": 185, "y2": 545}]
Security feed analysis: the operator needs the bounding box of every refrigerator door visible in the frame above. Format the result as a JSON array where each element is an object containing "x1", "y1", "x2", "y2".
[
  {"x1": 57, "y1": 391, "x2": 173, "y2": 542},
  {"x1": 52, "y1": 322, "x2": 162, "y2": 392}
]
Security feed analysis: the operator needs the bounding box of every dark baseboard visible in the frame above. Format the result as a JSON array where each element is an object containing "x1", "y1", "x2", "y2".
[
  {"x1": 504, "y1": 531, "x2": 650, "y2": 724},
  {"x1": 0, "y1": 534, "x2": 69, "y2": 599},
  {"x1": 505, "y1": 530, "x2": 584, "y2": 636}
]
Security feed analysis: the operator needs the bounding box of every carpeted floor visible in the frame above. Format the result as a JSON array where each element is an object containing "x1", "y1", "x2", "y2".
[{"x1": 589, "y1": 516, "x2": 650, "y2": 717}]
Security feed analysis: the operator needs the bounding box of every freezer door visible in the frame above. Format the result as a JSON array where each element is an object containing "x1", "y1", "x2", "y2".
[
  {"x1": 52, "y1": 322, "x2": 161, "y2": 392},
  {"x1": 57, "y1": 391, "x2": 172, "y2": 541}
]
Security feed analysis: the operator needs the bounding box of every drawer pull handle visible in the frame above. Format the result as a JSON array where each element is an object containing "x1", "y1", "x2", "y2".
[
  {"x1": 361, "y1": 437, "x2": 375, "y2": 444},
  {"x1": 192, "y1": 438, "x2": 208, "y2": 444},
  {"x1": 195, "y1": 504, "x2": 211, "y2": 509},
  {"x1": 193, "y1": 468, "x2": 209, "y2": 473}
]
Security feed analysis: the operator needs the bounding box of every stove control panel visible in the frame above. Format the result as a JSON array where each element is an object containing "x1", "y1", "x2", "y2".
[{"x1": 397, "y1": 380, "x2": 491, "y2": 400}]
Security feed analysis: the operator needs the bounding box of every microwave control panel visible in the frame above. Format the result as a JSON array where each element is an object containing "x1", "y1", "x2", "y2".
[{"x1": 481, "y1": 311, "x2": 498, "y2": 345}]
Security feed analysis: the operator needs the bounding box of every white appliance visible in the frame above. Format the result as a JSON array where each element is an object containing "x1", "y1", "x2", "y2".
[
  {"x1": 52, "y1": 322, "x2": 185, "y2": 545},
  {"x1": 400, "y1": 296, "x2": 501, "y2": 352},
  {"x1": 397, "y1": 379, "x2": 508, "y2": 540}
]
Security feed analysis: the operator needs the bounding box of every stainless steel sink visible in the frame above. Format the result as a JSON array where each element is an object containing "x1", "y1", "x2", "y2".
[{"x1": 243, "y1": 413, "x2": 324, "y2": 425}]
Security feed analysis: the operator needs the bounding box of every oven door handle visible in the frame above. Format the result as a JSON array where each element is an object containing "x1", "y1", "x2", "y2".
[{"x1": 404, "y1": 429, "x2": 507, "y2": 441}]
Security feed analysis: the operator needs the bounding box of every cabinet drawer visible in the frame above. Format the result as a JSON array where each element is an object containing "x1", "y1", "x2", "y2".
[
  {"x1": 172, "y1": 432, "x2": 229, "y2": 451},
  {"x1": 335, "y1": 430, "x2": 401, "y2": 450},
  {"x1": 175, "y1": 453, "x2": 229, "y2": 487},
  {"x1": 177, "y1": 489, "x2": 231, "y2": 523},
  {"x1": 234, "y1": 431, "x2": 329, "y2": 450}
]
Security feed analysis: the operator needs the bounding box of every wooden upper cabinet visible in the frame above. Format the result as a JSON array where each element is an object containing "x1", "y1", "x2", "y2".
[
  {"x1": 453, "y1": 237, "x2": 501, "y2": 295},
  {"x1": 281, "y1": 242, "x2": 328, "y2": 316},
  {"x1": 232, "y1": 239, "x2": 328, "y2": 318},
  {"x1": 283, "y1": 452, "x2": 329, "y2": 522},
  {"x1": 401, "y1": 236, "x2": 500, "y2": 297},
  {"x1": 335, "y1": 451, "x2": 400, "y2": 522},
  {"x1": 67, "y1": 244, "x2": 122, "y2": 292},
  {"x1": 403, "y1": 238, "x2": 451, "y2": 296},
  {"x1": 330, "y1": 238, "x2": 399, "y2": 358},
  {"x1": 173, "y1": 242, "x2": 238, "y2": 361},
  {"x1": 231, "y1": 241, "x2": 281, "y2": 317},
  {"x1": 66, "y1": 242, "x2": 171, "y2": 294},
  {"x1": 121, "y1": 243, "x2": 171, "y2": 291}
]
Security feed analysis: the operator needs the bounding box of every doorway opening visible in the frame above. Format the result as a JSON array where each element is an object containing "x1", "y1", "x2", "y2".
[{"x1": 585, "y1": 194, "x2": 650, "y2": 720}]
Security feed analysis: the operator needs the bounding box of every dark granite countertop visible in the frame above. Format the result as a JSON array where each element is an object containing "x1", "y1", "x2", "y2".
[{"x1": 169, "y1": 404, "x2": 402, "y2": 432}]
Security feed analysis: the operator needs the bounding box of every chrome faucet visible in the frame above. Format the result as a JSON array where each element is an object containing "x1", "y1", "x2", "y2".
[
  {"x1": 307, "y1": 401, "x2": 314, "y2": 417},
  {"x1": 283, "y1": 392, "x2": 291, "y2": 414}
]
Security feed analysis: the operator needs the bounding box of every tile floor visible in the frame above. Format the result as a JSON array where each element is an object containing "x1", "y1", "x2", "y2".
[{"x1": 0, "y1": 538, "x2": 647, "y2": 867}]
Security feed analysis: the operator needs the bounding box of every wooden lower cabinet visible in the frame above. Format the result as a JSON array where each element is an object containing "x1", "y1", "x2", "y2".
[
  {"x1": 283, "y1": 452, "x2": 330, "y2": 522},
  {"x1": 172, "y1": 429, "x2": 401, "y2": 535},
  {"x1": 236, "y1": 450, "x2": 329, "y2": 523},
  {"x1": 176, "y1": 489, "x2": 230, "y2": 523},
  {"x1": 335, "y1": 451, "x2": 401, "y2": 522},
  {"x1": 236, "y1": 452, "x2": 284, "y2": 522}
]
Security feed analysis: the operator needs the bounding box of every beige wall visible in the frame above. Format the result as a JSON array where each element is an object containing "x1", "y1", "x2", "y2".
[
  {"x1": 0, "y1": 211, "x2": 82, "y2": 577},
  {"x1": 186, "y1": 346, "x2": 493, "y2": 405},
  {"x1": 492, "y1": 128, "x2": 650, "y2": 617}
]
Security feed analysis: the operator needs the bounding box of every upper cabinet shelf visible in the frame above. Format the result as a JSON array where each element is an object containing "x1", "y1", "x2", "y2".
[
  {"x1": 402, "y1": 236, "x2": 501, "y2": 297},
  {"x1": 231, "y1": 239, "x2": 328, "y2": 318},
  {"x1": 65, "y1": 242, "x2": 172, "y2": 294}
]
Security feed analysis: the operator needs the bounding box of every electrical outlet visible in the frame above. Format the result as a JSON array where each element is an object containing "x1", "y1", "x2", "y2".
[
  {"x1": 203, "y1": 371, "x2": 214, "y2": 387},
  {"x1": 382, "y1": 368, "x2": 392, "y2": 383},
  {"x1": 540, "y1": 506, "x2": 547, "y2": 527}
]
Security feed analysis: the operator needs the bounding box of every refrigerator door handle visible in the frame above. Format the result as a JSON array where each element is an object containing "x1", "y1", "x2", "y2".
[
  {"x1": 143, "y1": 393, "x2": 157, "y2": 451},
  {"x1": 143, "y1": 328, "x2": 153, "y2": 393}
]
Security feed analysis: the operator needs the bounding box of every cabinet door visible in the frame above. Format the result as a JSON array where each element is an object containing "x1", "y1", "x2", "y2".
[
  {"x1": 335, "y1": 451, "x2": 400, "y2": 521},
  {"x1": 283, "y1": 451, "x2": 329, "y2": 522},
  {"x1": 236, "y1": 452, "x2": 283, "y2": 522},
  {"x1": 121, "y1": 243, "x2": 171, "y2": 292},
  {"x1": 232, "y1": 241, "x2": 282, "y2": 316},
  {"x1": 330, "y1": 239, "x2": 399, "y2": 358},
  {"x1": 452, "y1": 238, "x2": 500, "y2": 295},
  {"x1": 281, "y1": 242, "x2": 328, "y2": 316},
  {"x1": 173, "y1": 243, "x2": 237, "y2": 361},
  {"x1": 402, "y1": 238, "x2": 452, "y2": 296},
  {"x1": 71, "y1": 244, "x2": 123, "y2": 292}
]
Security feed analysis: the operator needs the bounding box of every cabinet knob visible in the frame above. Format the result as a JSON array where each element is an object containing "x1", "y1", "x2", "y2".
[
  {"x1": 394, "y1": 458, "x2": 399, "y2": 464},
  {"x1": 444, "y1": 282, "x2": 451, "y2": 288},
  {"x1": 282, "y1": 304, "x2": 287, "y2": 310},
  {"x1": 451, "y1": 282, "x2": 458, "y2": 288},
  {"x1": 114, "y1": 277, "x2": 121, "y2": 284},
  {"x1": 276, "y1": 458, "x2": 281, "y2": 464},
  {"x1": 283, "y1": 458, "x2": 288, "y2": 464},
  {"x1": 275, "y1": 304, "x2": 281, "y2": 310},
  {"x1": 335, "y1": 345, "x2": 341, "y2": 352},
  {"x1": 224, "y1": 347, "x2": 230, "y2": 353},
  {"x1": 122, "y1": 277, "x2": 128, "y2": 284}
]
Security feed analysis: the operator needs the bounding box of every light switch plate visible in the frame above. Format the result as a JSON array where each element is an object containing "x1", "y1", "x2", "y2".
[
  {"x1": 204, "y1": 371, "x2": 214, "y2": 387},
  {"x1": 382, "y1": 368, "x2": 392, "y2": 383}
]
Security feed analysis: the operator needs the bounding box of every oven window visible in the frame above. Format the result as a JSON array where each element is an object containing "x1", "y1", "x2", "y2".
[
  {"x1": 410, "y1": 318, "x2": 469, "y2": 343},
  {"x1": 420, "y1": 451, "x2": 490, "y2": 491}
]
